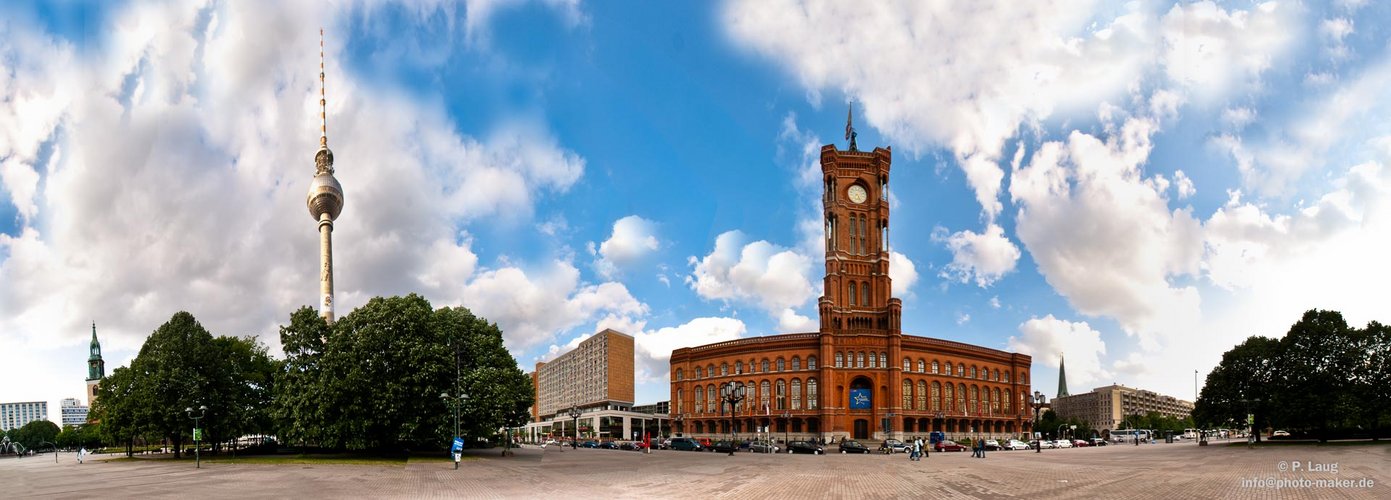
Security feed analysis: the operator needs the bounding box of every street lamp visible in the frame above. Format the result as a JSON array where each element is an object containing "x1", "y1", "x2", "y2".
[
  {"x1": 185, "y1": 405, "x2": 207, "y2": 469},
  {"x1": 780, "y1": 410, "x2": 792, "y2": 448},
  {"x1": 441, "y1": 392, "x2": 468, "y2": 469},
  {"x1": 1032, "y1": 391, "x2": 1046, "y2": 453},
  {"x1": 719, "y1": 382, "x2": 746, "y2": 456},
  {"x1": 568, "y1": 405, "x2": 582, "y2": 449}
]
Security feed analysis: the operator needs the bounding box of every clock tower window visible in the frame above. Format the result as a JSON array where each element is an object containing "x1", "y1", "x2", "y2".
[{"x1": 859, "y1": 214, "x2": 868, "y2": 255}]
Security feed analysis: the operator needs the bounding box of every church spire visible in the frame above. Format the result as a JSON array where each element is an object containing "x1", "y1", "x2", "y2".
[
  {"x1": 844, "y1": 101, "x2": 858, "y2": 151},
  {"x1": 1057, "y1": 353, "x2": 1070, "y2": 397}
]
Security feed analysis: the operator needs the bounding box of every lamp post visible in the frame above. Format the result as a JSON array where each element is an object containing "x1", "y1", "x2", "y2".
[
  {"x1": 719, "y1": 382, "x2": 746, "y2": 456},
  {"x1": 780, "y1": 410, "x2": 791, "y2": 447},
  {"x1": 185, "y1": 405, "x2": 207, "y2": 469},
  {"x1": 441, "y1": 392, "x2": 468, "y2": 469},
  {"x1": 569, "y1": 405, "x2": 582, "y2": 449},
  {"x1": 1032, "y1": 391, "x2": 1046, "y2": 453}
]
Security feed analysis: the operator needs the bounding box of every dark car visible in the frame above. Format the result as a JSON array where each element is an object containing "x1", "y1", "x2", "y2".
[
  {"x1": 1090, "y1": 438, "x2": 1108, "y2": 446},
  {"x1": 711, "y1": 440, "x2": 740, "y2": 453},
  {"x1": 619, "y1": 441, "x2": 637, "y2": 450},
  {"x1": 580, "y1": 440, "x2": 599, "y2": 448},
  {"x1": 787, "y1": 441, "x2": 824, "y2": 455},
  {"x1": 935, "y1": 439, "x2": 966, "y2": 452},
  {"x1": 838, "y1": 440, "x2": 871, "y2": 454},
  {"x1": 669, "y1": 437, "x2": 704, "y2": 451},
  {"x1": 598, "y1": 441, "x2": 619, "y2": 450}
]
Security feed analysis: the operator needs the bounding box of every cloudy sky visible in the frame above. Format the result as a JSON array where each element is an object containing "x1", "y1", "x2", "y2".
[{"x1": 3, "y1": 0, "x2": 1389, "y2": 424}]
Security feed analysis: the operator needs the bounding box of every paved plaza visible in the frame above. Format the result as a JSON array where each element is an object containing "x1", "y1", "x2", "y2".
[{"x1": 2, "y1": 441, "x2": 1387, "y2": 499}]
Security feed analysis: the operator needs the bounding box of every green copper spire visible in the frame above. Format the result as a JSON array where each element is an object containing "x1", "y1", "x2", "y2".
[
  {"x1": 87, "y1": 322, "x2": 105, "y2": 381},
  {"x1": 1057, "y1": 353, "x2": 1069, "y2": 397}
]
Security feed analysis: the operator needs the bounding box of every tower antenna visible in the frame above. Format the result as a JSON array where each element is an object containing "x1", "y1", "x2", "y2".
[{"x1": 319, "y1": 28, "x2": 328, "y2": 149}]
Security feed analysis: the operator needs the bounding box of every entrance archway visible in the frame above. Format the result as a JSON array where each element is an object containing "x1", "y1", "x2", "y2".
[{"x1": 854, "y1": 419, "x2": 869, "y2": 440}]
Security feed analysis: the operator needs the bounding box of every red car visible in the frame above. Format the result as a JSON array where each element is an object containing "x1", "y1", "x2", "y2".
[
  {"x1": 1071, "y1": 439, "x2": 1090, "y2": 447},
  {"x1": 697, "y1": 437, "x2": 714, "y2": 448},
  {"x1": 935, "y1": 439, "x2": 966, "y2": 452}
]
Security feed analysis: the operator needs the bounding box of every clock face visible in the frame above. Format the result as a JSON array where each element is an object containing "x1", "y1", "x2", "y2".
[{"x1": 847, "y1": 184, "x2": 868, "y2": 204}]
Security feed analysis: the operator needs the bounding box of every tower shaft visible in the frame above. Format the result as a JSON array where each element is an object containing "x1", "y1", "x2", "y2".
[{"x1": 320, "y1": 215, "x2": 334, "y2": 323}]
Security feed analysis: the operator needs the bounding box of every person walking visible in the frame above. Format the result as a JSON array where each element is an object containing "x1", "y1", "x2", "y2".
[
  {"x1": 77, "y1": 447, "x2": 85, "y2": 464},
  {"x1": 980, "y1": 438, "x2": 987, "y2": 458}
]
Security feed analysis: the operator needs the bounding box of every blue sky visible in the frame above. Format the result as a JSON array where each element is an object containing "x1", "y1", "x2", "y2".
[{"x1": 4, "y1": 1, "x2": 1391, "y2": 423}]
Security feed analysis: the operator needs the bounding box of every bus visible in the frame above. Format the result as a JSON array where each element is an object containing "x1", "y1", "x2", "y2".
[{"x1": 1110, "y1": 429, "x2": 1151, "y2": 443}]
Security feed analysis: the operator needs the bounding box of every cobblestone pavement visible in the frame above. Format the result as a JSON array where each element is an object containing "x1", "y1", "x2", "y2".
[{"x1": 2, "y1": 441, "x2": 1387, "y2": 499}]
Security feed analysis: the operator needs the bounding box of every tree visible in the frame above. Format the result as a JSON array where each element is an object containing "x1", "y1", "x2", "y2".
[
  {"x1": 205, "y1": 335, "x2": 277, "y2": 453},
  {"x1": 1363, "y1": 322, "x2": 1391, "y2": 440},
  {"x1": 273, "y1": 306, "x2": 331, "y2": 449},
  {"x1": 12, "y1": 420, "x2": 60, "y2": 451},
  {"x1": 1272, "y1": 310, "x2": 1359, "y2": 442},
  {"x1": 127, "y1": 311, "x2": 222, "y2": 458},
  {"x1": 93, "y1": 365, "x2": 145, "y2": 457},
  {"x1": 437, "y1": 306, "x2": 535, "y2": 451},
  {"x1": 1193, "y1": 335, "x2": 1280, "y2": 442}
]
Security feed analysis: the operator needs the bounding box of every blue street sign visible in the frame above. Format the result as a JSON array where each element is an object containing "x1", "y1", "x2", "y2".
[{"x1": 452, "y1": 437, "x2": 464, "y2": 452}]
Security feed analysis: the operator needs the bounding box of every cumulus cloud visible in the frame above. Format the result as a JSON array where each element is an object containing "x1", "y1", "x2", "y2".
[
  {"x1": 593, "y1": 215, "x2": 659, "y2": 279},
  {"x1": 1159, "y1": 1, "x2": 1300, "y2": 102},
  {"x1": 888, "y1": 250, "x2": 918, "y2": 297},
  {"x1": 1007, "y1": 315, "x2": 1110, "y2": 391},
  {"x1": 686, "y1": 230, "x2": 816, "y2": 314},
  {"x1": 934, "y1": 223, "x2": 1020, "y2": 288},
  {"x1": 464, "y1": 0, "x2": 587, "y2": 46},
  {"x1": 461, "y1": 261, "x2": 648, "y2": 350},
  {"x1": 632, "y1": 317, "x2": 747, "y2": 384},
  {"x1": 1010, "y1": 107, "x2": 1203, "y2": 346}
]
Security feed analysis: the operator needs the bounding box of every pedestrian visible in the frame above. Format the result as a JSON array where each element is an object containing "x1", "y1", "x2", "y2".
[
  {"x1": 981, "y1": 439, "x2": 987, "y2": 458},
  {"x1": 972, "y1": 439, "x2": 982, "y2": 458},
  {"x1": 77, "y1": 447, "x2": 85, "y2": 464},
  {"x1": 911, "y1": 439, "x2": 920, "y2": 461}
]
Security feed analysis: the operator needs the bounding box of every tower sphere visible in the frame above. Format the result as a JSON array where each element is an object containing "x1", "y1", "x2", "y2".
[{"x1": 307, "y1": 148, "x2": 343, "y2": 221}]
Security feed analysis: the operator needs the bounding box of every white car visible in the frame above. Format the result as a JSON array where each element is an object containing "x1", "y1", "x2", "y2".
[
  {"x1": 1054, "y1": 439, "x2": 1073, "y2": 448},
  {"x1": 1035, "y1": 440, "x2": 1055, "y2": 449},
  {"x1": 1006, "y1": 440, "x2": 1032, "y2": 450}
]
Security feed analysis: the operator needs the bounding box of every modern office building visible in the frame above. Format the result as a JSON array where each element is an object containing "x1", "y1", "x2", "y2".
[
  {"x1": 1, "y1": 401, "x2": 49, "y2": 431},
  {"x1": 60, "y1": 398, "x2": 89, "y2": 427},
  {"x1": 670, "y1": 119, "x2": 1033, "y2": 443},
  {"x1": 523, "y1": 329, "x2": 670, "y2": 442},
  {"x1": 1050, "y1": 384, "x2": 1194, "y2": 431}
]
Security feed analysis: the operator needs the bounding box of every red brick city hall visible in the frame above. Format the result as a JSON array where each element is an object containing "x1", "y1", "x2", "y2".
[{"x1": 670, "y1": 142, "x2": 1033, "y2": 443}]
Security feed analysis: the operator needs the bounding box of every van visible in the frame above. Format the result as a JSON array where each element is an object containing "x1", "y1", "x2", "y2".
[{"x1": 669, "y1": 437, "x2": 704, "y2": 451}]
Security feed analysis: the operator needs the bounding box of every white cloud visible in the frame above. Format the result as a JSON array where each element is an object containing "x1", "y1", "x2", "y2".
[
  {"x1": 888, "y1": 250, "x2": 918, "y2": 297},
  {"x1": 955, "y1": 312, "x2": 971, "y2": 325},
  {"x1": 1173, "y1": 170, "x2": 1196, "y2": 199},
  {"x1": 725, "y1": 0, "x2": 1159, "y2": 222},
  {"x1": 1159, "y1": 1, "x2": 1300, "y2": 102},
  {"x1": 594, "y1": 215, "x2": 659, "y2": 279},
  {"x1": 464, "y1": 0, "x2": 587, "y2": 47},
  {"x1": 777, "y1": 308, "x2": 816, "y2": 332},
  {"x1": 686, "y1": 230, "x2": 816, "y2": 314},
  {"x1": 460, "y1": 261, "x2": 649, "y2": 350},
  {"x1": 934, "y1": 223, "x2": 1020, "y2": 288},
  {"x1": 989, "y1": 296, "x2": 1001, "y2": 309},
  {"x1": 1007, "y1": 315, "x2": 1110, "y2": 392},
  {"x1": 1010, "y1": 109, "x2": 1203, "y2": 346},
  {"x1": 632, "y1": 317, "x2": 747, "y2": 384}
]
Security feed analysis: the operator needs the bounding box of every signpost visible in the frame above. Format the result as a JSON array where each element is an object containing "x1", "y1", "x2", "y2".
[{"x1": 452, "y1": 437, "x2": 464, "y2": 464}]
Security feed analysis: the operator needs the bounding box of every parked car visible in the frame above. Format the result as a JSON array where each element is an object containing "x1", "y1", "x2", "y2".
[
  {"x1": 878, "y1": 439, "x2": 907, "y2": 454},
  {"x1": 618, "y1": 441, "x2": 637, "y2": 451},
  {"x1": 697, "y1": 437, "x2": 714, "y2": 448},
  {"x1": 1006, "y1": 439, "x2": 1032, "y2": 450},
  {"x1": 838, "y1": 440, "x2": 871, "y2": 454},
  {"x1": 1272, "y1": 430, "x2": 1290, "y2": 437},
  {"x1": 935, "y1": 440, "x2": 966, "y2": 452},
  {"x1": 580, "y1": 440, "x2": 599, "y2": 448},
  {"x1": 1090, "y1": 438, "x2": 1108, "y2": 447},
  {"x1": 984, "y1": 439, "x2": 1001, "y2": 451},
  {"x1": 787, "y1": 441, "x2": 825, "y2": 454},
  {"x1": 1033, "y1": 440, "x2": 1055, "y2": 449},
  {"x1": 1071, "y1": 439, "x2": 1090, "y2": 448},
  {"x1": 749, "y1": 440, "x2": 780, "y2": 453},
  {"x1": 633, "y1": 441, "x2": 649, "y2": 450},
  {"x1": 1054, "y1": 439, "x2": 1073, "y2": 448},
  {"x1": 669, "y1": 437, "x2": 704, "y2": 451},
  {"x1": 599, "y1": 441, "x2": 619, "y2": 450},
  {"x1": 711, "y1": 440, "x2": 741, "y2": 453}
]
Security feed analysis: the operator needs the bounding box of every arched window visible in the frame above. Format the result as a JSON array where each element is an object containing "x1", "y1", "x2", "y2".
[
  {"x1": 902, "y1": 380, "x2": 912, "y2": 408},
  {"x1": 721, "y1": 363, "x2": 728, "y2": 376},
  {"x1": 761, "y1": 380, "x2": 771, "y2": 411},
  {"x1": 881, "y1": 222, "x2": 888, "y2": 251},
  {"x1": 776, "y1": 358, "x2": 785, "y2": 372},
  {"x1": 808, "y1": 356, "x2": 817, "y2": 370},
  {"x1": 861, "y1": 282, "x2": 870, "y2": 306},
  {"x1": 970, "y1": 386, "x2": 980, "y2": 414},
  {"x1": 695, "y1": 366, "x2": 703, "y2": 379},
  {"x1": 677, "y1": 388, "x2": 684, "y2": 413},
  {"x1": 879, "y1": 352, "x2": 887, "y2": 368},
  {"x1": 903, "y1": 358, "x2": 911, "y2": 371},
  {"x1": 993, "y1": 388, "x2": 1002, "y2": 413},
  {"x1": 944, "y1": 362, "x2": 952, "y2": 376},
  {"x1": 957, "y1": 365, "x2": 965, "y2": 377},
  {"x1": 857, "y1": 352, "x2": 866, "y2": 368},
  {"x1": 762, "y1": 359, "x2": 770, "y2": 373},
  {"x1": 834, "y1": 352, "x2": 843, "y2": 368},
  {"x1": 695, "y1": 385, "x2": 704, "y2": 414},
  {"x1": 747, "y1": 380, "x2": 757, "y2": 412},
  {"x1": 776, "y1": 380, "x2": 787, "y2": 410},
  {"x1": 957, "y1": 384, "x2": 967, "y2": 414},
  {"x1": 735, "y1": 361, "x2": 743, "y2": 375},
  {"x1": 971, "y1": 366, "x2": 978, "y2": 379},
  {"x1": 1003, "y1": 371, "x2": 1010, "y2": 383},
  {"x1": 792, "y1": 379, "x2": 802, "y2": 410},
  {"x1": 932, "y1": 361, "x2": 939, "y2": 374},
  {"x1": 943, "y1": 383, "x2": 954, "y2": 412},
  {"x1": 708, "y1": 386, "x2": 718, "y2": 413},
  {"x1": 848, "y1": 283, "x2": 857, "y2": 307},
  {"x1": 917, "y1": 359, "x2": 925, "y2": 372},
  {"x1": 676, "y1": 368, "x2": 684, "y2": 381},
  {"x1": 808, "y1": 378, "x2": 819, "y2": 409},
  {"x1": 859, "y1": 214, "x2": 867, "y2": 255},
  {"x1": 867, "y1": 352, "x2": 876, "y2": 368},
  {"x1": 792, "y1": 357, "x2": 801, "y2": 371},
  {"x1": 1003, "y1": 389, "x2": 1012, "y2": 414},
  {"x1": 916, "y1": 380, "x2": 927, "y2": 410},
  {"x1": 849, "y1": 216, "x2": 858, "y2": 255}
]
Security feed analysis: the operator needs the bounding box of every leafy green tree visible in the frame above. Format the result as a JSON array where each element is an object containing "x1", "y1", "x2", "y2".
[
  {"x1": 12, "y1": 420, "x2": 60, "y2": 450},
  {"x1": 438, "y1": 306, "x2": 535, "y2": 452},
  {"x1": 273, "y1": 306, "x2": 331, "y2": 449},
  {"x1": 1363, "y1": 322, "x2": 1391, "y2": 440},
  {"x1": 128, "y1": 311, "x2": 222, "y2": 458},
  {"x1": 1194, "y1": 335, "x2": 1281, "y2": 442},
  {"x1": 93, "y1": 365, "x2": 147, "y2": 456},
  {"x1": 1272, "y1": 310, "x2": 1359, "y2": 442},
  {"x1": 204, "y1": 335, "x2": 277, "y2": 453}
]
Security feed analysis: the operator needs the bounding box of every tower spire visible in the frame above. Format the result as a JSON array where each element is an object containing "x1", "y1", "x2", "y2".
[
  {"x1": 319, "y1": 27, "x2": 328, "y2": 150},
  {"x1": 844, "y1": 101, "x2": 858, "y2": 151},
  {"x1": 1057, "y1": 353, "x2": 1070, "y2": 397}
]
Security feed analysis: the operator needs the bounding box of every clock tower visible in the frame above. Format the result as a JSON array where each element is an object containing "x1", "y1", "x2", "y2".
[{"x1": 817, "y1": 144, "x2": 900, "y2": 334}]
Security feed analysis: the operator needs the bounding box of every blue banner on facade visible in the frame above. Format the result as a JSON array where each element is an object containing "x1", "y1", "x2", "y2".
[{"x1": 849, "y1": 389, "x2": 872, "y2": 409}]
